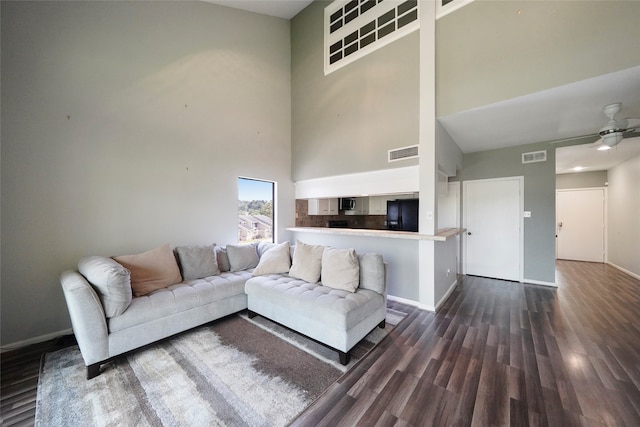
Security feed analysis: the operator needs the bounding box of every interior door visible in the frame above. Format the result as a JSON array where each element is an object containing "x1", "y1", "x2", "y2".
[
  {"x1": 556, "y1": 189, "x2": 605, "y2": 262},
  {"x1": 463, "y1": 177, "x2": 522, "y2": 282}
]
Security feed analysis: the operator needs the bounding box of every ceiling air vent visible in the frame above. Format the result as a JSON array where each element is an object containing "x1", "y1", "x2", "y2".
[
  {"x1": 388, "y1": 145, "x2": 419, "y2": 162},
  {"x1": 522, "y1": 150, "x2": 547, "y2": 164}
]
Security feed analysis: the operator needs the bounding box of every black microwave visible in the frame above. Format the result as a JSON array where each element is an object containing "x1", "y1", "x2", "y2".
[{"x1": 339, "y1": 198, "x2": 356, "y2": 211}]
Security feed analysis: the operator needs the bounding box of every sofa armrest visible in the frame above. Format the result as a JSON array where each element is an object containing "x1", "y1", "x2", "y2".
[
  {"x1": 60, "y1": 270, "x2": 109, "y2": 365},
  {"x1": 358, "y1": 253, "x2": 387, "y2": 295}
]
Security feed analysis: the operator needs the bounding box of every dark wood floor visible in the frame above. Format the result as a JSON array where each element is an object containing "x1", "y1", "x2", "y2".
[
  {"x1": 2, "y1": 260, "x2": 639, "y2": 426},
  {"x1": 292, "y1": 261, "x2": 640, "y2": 426}
]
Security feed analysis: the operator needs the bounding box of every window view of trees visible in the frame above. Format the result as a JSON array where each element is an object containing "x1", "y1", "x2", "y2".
[{"x1": 238, "y1": 178, "x2": 274, "y2": 244}]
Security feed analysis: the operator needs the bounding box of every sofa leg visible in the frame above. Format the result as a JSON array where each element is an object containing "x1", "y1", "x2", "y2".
[
  {"x1": 338, "y1": 351, "x2": 351, "y2": 365},
  {"x1": 87, "y1": 363, "x2": 101, "y2": 380},
  {"x1": 247, "y1": 310, "x2": 257, "y2": 319},
  {"x1": 378, "y1": 319, "x2": 386, "y2": 329}
]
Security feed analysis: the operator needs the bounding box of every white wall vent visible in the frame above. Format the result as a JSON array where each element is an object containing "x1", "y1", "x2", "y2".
[
  {"x1": 388, "y1": 145, "x2": 419, "y2": 162},
  {"x1": 522, "y1": 150, "x2": 547, "y2": 164}
]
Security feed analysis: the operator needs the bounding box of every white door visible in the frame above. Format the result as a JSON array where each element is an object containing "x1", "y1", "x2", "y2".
[
  {"x1": 556, "y1": 189, "x2": 605, "y2": 262},
  {"x1": 463, "y1": 177, "x2": 523, "y2": 282}
]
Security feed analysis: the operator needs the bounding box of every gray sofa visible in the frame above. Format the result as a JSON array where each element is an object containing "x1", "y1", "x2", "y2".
[{"x1": 60, "y1": 241, "x2": 387, "y2": 379}]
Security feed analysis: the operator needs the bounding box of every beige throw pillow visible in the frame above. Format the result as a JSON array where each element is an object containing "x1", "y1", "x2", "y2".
[
  {"x1": 288, "y1": 240, "x2": 325, "y2": 283},
  {"x1": 321, "y1": 247, "x2": 360, "y2": 293},
  {"x1": 114, "y1": 244, "x2": 183, "y2": 297},
  {"x1": 252, "y1": 241, "x2": 291, "y2": 276}
]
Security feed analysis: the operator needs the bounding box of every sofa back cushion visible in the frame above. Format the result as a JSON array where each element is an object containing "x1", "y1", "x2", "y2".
[
  {"x1": 114, "y1": 244, "x2": 183, "y2": 297},
  {"x1": 77, "y1": 256, "x2": 132, "y2": 317},
  {"x1": 175, "y1": 244, "x2": 220, "y2": 280},
  {"x1": 358, "y1": 253, "x2": 386, "y2": 294},
  {"x1": 226, "y1": 243, "x2": 259, "y2": 272},
  {"x1": 252, "y1": 241, "x2": 291, "y2": 276},
  {"x1": 288, "y1": 240, "x2": 325, "y2": 283},
  {"x1": 321, "y1": 247, "x2": 360, "y2": 293}
]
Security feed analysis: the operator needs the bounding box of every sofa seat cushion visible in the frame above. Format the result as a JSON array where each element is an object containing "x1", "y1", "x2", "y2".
[
  {"x1": 109, "y1": 270, "x2": 252, "y2": 333},
  {"x1": 245, "y1": 275, "x2": 384, "y2": 331}
]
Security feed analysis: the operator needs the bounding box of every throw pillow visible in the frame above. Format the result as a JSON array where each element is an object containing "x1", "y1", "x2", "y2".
[
  {"x1": 252, "y1": 241, "x2": 291, "y2": 276},
  {"x1": 175, "y1": 244, "x2": 220, "y2": 281},
  {"x1": 289, "y1": 240, "x2": 325, "y2": 283},
  {"x1": 77, "y1": 256, "x2": 132, "y2": 317},
  {"x1": 114, "y1": 244, "x2": 183, "y2": 297},
  {"x1": 358, "y1": 253, "x2": 385, "y2": 294},
  {"x1": 321, "y1": 247, "x2": 360, "y2": 293},
  {"x1": 226, "y1": 243, "x2": 259, "y2": 272},
  {"x1": 215, "y1": 246, "x2": 231, "y2": 272}
]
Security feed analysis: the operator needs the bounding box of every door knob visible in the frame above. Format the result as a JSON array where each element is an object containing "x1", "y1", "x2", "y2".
[{"x1": 467, "y1": 232, "x2": 472, "y2": 235}]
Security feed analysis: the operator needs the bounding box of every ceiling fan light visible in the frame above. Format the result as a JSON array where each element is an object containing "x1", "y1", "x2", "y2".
[
  {"x1": 596, "y1": 145, "x2": 612, "y2": 151},
  {"x1": 602, "y1": 132, "x2": 623, "y2": 147}
]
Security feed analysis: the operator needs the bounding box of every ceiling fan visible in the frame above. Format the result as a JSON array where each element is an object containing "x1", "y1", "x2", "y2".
[{"x1": 592, "y1": 102, "x2": 640, "y2": 149}]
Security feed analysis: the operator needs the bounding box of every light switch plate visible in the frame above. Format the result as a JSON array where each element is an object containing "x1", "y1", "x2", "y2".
[{"x1": 524, "y1": 211, "x2": 532, "y2": 218}]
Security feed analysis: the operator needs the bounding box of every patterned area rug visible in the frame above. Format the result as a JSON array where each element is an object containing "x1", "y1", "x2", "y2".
[{"x1": 36, "y1": 308, "x2": 406, "y2": 427}]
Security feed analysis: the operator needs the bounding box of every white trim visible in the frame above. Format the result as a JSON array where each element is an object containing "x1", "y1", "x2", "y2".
[
  {"x1": 607, "y1": 262, "x2": 640, "y2": 281},
  {"x1": 436, "y1": 0, "x2": 475, "y2": 19},
  {"x1": 324, "y1": 0, "x2": 419, "y2": 75},
  {"x1": 387, "y1": 294, "x2": 433, "y2": 312},
  {"x1": 0, "y1": 328, "x2": 73, "y2": 352},
  {"x1": 435, "y1": 278, "x2": 459, "y2": 311},
  {"x1": 462, "y1": 176, "x2": 524, "y2": 283},
  {"x1": 294, "y1": 166, "x2": 419, "y2": 199},
  {"x1": 522, "y1": 279, "x2": 557, "y2": 288}
]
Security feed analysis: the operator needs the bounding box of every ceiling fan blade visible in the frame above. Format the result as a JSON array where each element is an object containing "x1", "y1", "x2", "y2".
[{"x1": 545, "y1": 133, "x2": 599, "y2": 145}]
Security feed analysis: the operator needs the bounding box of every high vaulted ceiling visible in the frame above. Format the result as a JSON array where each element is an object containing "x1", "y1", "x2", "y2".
[{"x1": 204, "y1": 1, "x2": 640, "y2": 174}]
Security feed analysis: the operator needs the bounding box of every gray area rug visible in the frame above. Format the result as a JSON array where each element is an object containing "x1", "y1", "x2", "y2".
[{"x1": 36, "y1": 308, "x2": 406, "y2": 427}]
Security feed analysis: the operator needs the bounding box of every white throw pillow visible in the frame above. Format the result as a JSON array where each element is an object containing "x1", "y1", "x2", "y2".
[
  {"x1": 252, "y1": 241, "x2": 291, "y2": 276},
  {"x1": 288, "y1": 240, "x2": 325, "y2": 283},
  {"x1": 321, "y1": 247, "x2": 360, "y2": 293}
]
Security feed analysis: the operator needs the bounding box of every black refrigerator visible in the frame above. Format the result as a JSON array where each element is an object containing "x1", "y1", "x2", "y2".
[{"x1": 386, "y1": 199, "x2": 419, "y2": 232}]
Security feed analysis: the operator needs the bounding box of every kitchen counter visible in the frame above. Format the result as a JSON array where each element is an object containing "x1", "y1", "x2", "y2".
[{"x1": 286, "y1": 227, "x2": 465, "y2": 241}]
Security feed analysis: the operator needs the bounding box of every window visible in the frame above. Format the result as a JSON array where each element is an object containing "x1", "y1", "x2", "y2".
[
  {"x1": 325, "y1": 0, "x2": 419, "y2": 74},
  {"x1": 238, "y1": 178, "x2": 274, "y2": 244}
]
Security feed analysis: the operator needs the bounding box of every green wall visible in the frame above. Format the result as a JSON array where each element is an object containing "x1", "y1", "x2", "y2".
[
  {"x1": 436, "y1": 0, "x2": 640, "y2": 116},
  {"x1": 457, "y1": 142, "x2": 557, "y2": 283},
  {"x1": 1, "y1": 1, "x2": 293, "y2": 347},
  {"x1": 291, "y1": 0, "x2": 419, "y2": 181}
]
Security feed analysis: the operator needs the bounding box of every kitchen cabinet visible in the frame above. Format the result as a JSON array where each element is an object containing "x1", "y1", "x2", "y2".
[
  {"x1": 354, "y1": 197, "x2": 369, "y2": 215},
  {"x1": 308, "y1": 198, "x2": 339, "y2": 215},
  {"x1": 368, "y1": 196, "x2": 392, "y2": 215}
]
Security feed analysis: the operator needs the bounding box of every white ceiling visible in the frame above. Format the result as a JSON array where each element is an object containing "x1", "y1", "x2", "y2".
[
  {"x1": 556, "y1": 136, "x2": 640, "y2": 175},
  {"x1": 439, "y1": 66, "x2": 640, "y2": 173},
  {"x1": 203, "y1": 0, "x2": 313, "y2": 19}
]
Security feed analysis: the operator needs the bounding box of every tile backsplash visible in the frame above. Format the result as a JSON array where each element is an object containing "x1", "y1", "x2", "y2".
[{"x1": 295, "y1": 199, "x2": 386, "y2": 229}]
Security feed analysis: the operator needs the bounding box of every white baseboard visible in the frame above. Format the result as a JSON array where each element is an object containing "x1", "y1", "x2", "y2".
[
  {"x1": 607, "y1": 262, "x2": 640, "y2": 280},
  {"x1": 523, "y1": 278, "x2": 557, "y2": 287},
  {"x1": 387, "y1": 294, "x2": 433, "y2": 312},
  {"x1": 435, "y1": 278, "x2": 459, "y2": 311},
  {"x1": 0, "y1": 328, "x2": 73, "y2": 353}
]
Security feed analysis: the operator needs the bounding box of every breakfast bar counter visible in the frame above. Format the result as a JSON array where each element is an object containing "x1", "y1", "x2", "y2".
[{"x1": 286, "y1": 227, "x2": 465, "y2": 241}]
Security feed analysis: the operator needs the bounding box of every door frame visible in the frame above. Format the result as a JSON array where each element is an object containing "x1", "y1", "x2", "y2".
[
  {"x1": 462, "y1": 176, "x2": 524, "y2": 282},
  {"x1": 555, "y1": 187, "x2": 608, "y2": 262}
]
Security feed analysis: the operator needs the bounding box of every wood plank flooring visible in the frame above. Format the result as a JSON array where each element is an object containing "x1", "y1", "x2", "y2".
[
  {"x1": 292, "y1": 261, "x2": 640, "y2": 426},
  {"x1": 1, "y1": 260, "x2": 639, "y2": 426}
]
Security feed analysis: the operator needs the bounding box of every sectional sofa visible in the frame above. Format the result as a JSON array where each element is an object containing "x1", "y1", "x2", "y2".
[{"x1": 60, "y1": 240, "x2": 387, "y2": 379}]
